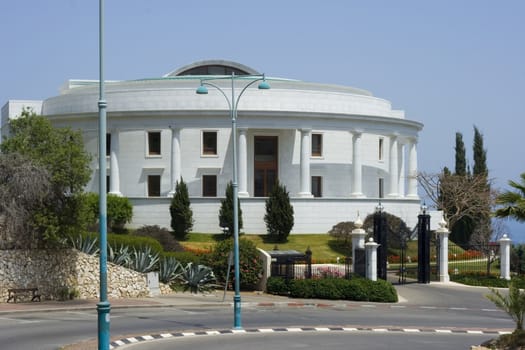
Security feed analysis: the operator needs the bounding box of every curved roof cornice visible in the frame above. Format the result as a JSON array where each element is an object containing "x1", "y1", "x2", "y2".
[{"x1": 164, "y1": 59, "x2": 260, "y2": 77}]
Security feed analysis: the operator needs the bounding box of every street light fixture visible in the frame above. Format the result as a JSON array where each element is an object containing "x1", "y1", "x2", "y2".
[
  {"x1": 97, "y1": 1, "x2": 110, "y2": 349},
  {"x1": 196, "y1": 72, "x2": 270, "y2": 329}
]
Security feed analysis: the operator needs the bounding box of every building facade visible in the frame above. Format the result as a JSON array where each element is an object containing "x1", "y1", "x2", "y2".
[{"x1": 1, "y1": 60, "x2": 424, "y2": 233}]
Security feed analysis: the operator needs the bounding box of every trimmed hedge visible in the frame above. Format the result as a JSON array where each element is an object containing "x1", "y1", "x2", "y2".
[
  {"x1": 267, "y1": 276, "x2": 398, "y2": 303},
  {"x1": 451, "y1": 273, "x2": 525, "y2": 288},
  {"x1": 81, "y1": 232, "x2": 163, "y2": 255}
]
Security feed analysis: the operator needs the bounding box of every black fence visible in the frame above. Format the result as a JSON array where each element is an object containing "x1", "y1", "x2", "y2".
[{"x1": 448, "y1": 242, "x2": 500, "y2": 277}]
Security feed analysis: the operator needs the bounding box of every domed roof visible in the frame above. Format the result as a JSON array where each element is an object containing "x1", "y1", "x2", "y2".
[{"x1": 164, "y1": 60, "x2": 260, "y2": 77}]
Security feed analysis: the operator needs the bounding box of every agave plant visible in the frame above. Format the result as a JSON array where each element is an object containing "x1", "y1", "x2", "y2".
[
  {"x1": 159, "y1": 256, "x2": 184, "y2": 284},
  {"x1": 107, "y1": 243, "x2": 132, "y2": 267},
  {"x1": 180, "y1": 263, "x2": 219, "y2": 294},
  {"x1": 67, "y1": 234, "x2": 99, "y2": 255},
  {"x1": 129, "y1": 246, "x2": 160, "y2": 273}
]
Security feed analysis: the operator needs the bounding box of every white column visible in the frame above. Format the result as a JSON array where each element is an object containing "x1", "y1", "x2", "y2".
[
  {"x1": 499, "y1": 234, "x2": 512, "y2": 280},
  {"x1": 298, "y1": 129, "x2": 313, "y2": 197},
  {"x1": 398, "y1": 142, "x2": 405, "y2": 197},
  {"x1": 168, "y1": 127, "x2": 181, "y2": 196},
  {"x1": 407, "y1": 138, "x2": 419, "y2": 198},
  {"x1": 351, "y1": 131, "x2": 364, "y2": 198},
  {"x1": 351, "y1": 214, "x2": 366, "y2": 273},
  {"x1": 388, "y1": 134, "x2": 399, "y2": 197},
  {"x1": 109, "y1": 129, "x2": 122, "y2": 196},
  {"x1": 436, "y1": 216, "x2": 450, "y2": 283},
  {"x1": 238, "y1": 128, "x2": 248, "y2": 197},
  {"x1": 365, "y1": 238, "x2": 379, "y2": 281}
]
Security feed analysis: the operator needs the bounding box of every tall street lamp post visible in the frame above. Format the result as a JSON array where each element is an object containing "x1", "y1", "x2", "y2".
[
  {"x1": 97, "y1": 0, "x2": 110, "y2": 349},
  {"x1": 196, "y1": 73, "x2": 270, "y2": 329}
]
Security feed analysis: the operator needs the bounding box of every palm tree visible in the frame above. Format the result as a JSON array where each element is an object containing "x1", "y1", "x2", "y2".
[
  {"x1": 486, "y1": 280, "x2": 525, "y2": 331},
  {"x1": 495, "y1": 173, "x2": 525, "y2": 222}
]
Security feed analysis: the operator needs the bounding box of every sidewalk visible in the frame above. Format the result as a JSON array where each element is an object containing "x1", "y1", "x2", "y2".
[{"x1": 0, "y1": 290, "x2": 345, "y2": 315}]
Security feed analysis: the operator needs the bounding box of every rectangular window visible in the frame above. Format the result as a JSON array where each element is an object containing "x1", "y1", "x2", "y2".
[
  {"x1": 378, "y1": 138, "x2": 384, "y2": 161},
  {"x1": 106, "y1": 133, "x2": 111, "y2": 157},
  {"x1": 202, "y1": 175, "x2": 217, "y2": 197},
  {"x1": 148, "y1": 131, "x2": 161, "y2": 155},
  {"x1": 202, "y1": 131, "x2": 217, "y2": 155},
  {"x1": 312, "y1": 176, "x2": 322, "y2": 197},
  {"x1": 311, "y1": 133, "x2": 323, "y2": 157},
  {"x1": 106, "y1": 175, "x2": 110, "y2": 193},
  {"x1": 148, "y1": 175, "x2": 161, "y2": 197},
  {"x1": 378, "y1": 178, "x2": 384, "y2": 198}
]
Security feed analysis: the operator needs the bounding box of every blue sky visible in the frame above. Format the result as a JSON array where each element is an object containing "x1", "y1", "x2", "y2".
[{"x1": 1, "y1": 1, "x2": 524, "y2": 239}]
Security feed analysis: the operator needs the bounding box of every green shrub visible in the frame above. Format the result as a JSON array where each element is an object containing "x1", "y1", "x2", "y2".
[
  {"x1": 82, "y1": 192, "x2": 133, "y2": 233},
  {"x1": 107, "y1": 233, "x2": 163, "y2": 255},
  {"x1": 286, "y1": 277, "x2": 397, "y2": 302},
  {"x1": 341, "y1": 278, "x2": 368, "y2": 301},
  {"x1": 203, "y1": 238, "x2": 262, "y2": 290},
  {"x1": 266, "y1": 277, "x2": 290, "y2": 295},
  {"x1": 57, "y1": 286, "x2": 79, "y2": 301},
  {"x1": 134, "y1": 225, "x2": 184, "y2": 252}
]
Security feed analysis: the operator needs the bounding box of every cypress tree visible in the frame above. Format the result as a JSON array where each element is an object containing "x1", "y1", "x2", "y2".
[
  {"x1": 264, "y1": 180, "x2": 294, "y2": 242},
  {"x1": 472, "y1": 126, "x2": 492, "y2": 243},
  {"x1": 473, "y1": 126, "x2": 488, "y2": 176},
  {"x1": 218, "y1": 181, "x2": 243, "y2": 236},
  {"x1": 454, "y1": 132, "x2": 467, "y2": 176},
  {"x1": 170, "y1": 178, "x2": 193, "y2": 239}
]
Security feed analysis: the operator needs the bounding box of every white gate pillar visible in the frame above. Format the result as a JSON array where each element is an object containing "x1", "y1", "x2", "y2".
[
  {"x1": 365, "y1": 238, "x2": 379, "y2": 281},
  {"x1": 499, "y1": 234, "x2": 512, "y2": 280},
  {"x1": 436, "y1": 216, "x2": 450, "y2": 283},
  {"x1": 351, "y1": 214, "x2": 366, "y2": 272}
]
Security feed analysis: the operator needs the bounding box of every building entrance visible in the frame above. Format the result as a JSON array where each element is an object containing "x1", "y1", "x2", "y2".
[{"x1": 254, "y1": 136, "x2": 278, "y2": 197}]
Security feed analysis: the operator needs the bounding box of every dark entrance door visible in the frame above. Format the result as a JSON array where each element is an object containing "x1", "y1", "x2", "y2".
[{"x1": 254, "y1": 136, "x2": 278, "y2": 197}]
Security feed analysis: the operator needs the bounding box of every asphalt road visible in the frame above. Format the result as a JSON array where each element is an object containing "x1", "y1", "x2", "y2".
[
  {"x1": 120, "y1": 331, "x2": 492, "y2": 350},
  {"x1": 0, "y1": 282, "x2": 514, "y2": 349}
]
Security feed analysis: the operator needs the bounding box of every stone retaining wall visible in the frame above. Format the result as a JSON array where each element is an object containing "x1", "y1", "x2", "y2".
[{"x1": 0, "y1": 249, "x2": 165, "y2": 301}]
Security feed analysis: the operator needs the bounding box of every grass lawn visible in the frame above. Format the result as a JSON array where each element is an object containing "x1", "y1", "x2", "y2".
[
  {"x1": 181, "y1": 233, "x2": 350, "y2": 263},
  {"x1": 180, "y1": 233, "x2": 484, "y2": 267}
]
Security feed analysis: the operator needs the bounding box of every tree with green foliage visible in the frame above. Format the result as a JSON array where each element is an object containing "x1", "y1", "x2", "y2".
[
  {"x1": 80, "y1": 192, "x2": 133, "y2": 233},
  {"x1": 495, "y1": 173, "x2": 525, "y2": 223},
  {"x1": 204, "y1": 238, "x2": 263, "y2": 290},
  {"x1": 218, "y1": 181, "x2": 243, "y2": 235},
  {"x1": 362, "y1": 212, "x2": 411, "y2": 249},
  {"x1": 485, "y1": 280, "x2": 525, "y2": 348},
  {"x1": 170, "y1": 179, "x2": 194, "y2": 239},
  {"x1": 0, "y1": 108, "x2": 92, "y2": 244},
  {"x1": 420, "y1": 127, "x2": 492, "y2": 248},
  {"x1": 264, "y1": 180, "x2": 294, "y2": 242},
  {"x1": 473, "y1": 126, "x2": 488, "y2": 177},
  {"x1": 470, "y1": 126, "x2": 492, "y2": 244},
  {"x1": 454, "y1": 132, "x2": 467, "y2": 176}
]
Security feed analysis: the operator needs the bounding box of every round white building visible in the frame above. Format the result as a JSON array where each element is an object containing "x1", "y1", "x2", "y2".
[{"x1": 2, "y1": 60, "x2": 423, "y2": 233}]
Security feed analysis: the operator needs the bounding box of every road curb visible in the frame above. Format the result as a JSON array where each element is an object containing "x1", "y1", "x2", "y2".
[{"x1": 108, "y1": 326, "x2": 513, "y2": 349}]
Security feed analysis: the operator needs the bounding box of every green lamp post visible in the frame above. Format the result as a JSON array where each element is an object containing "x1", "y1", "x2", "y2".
[{"x1": 196, "y1": 73, "x2": 270, "y2": 329}]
